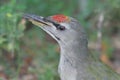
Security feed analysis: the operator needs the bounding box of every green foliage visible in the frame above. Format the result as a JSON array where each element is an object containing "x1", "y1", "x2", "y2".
[
  {"x1": 17, "y1": 0, "x2": 78, "y2": 16},
  {"x1": 0, "y1": 0, "x2": 26, "y2": 79},
  {"x1": 0, "y1": 0, "x2": 25, "y2": 52},
  {"x1": 0, "y1": 13, "x2": 24, "y2": 51},
  {"x1": 79, "y1": 0, "x2": 120, "y2": 62}
]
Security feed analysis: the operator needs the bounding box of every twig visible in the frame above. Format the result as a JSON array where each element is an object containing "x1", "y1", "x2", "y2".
[{"x1": 96, "y1": 12, "x2": 104, "y2": 54}]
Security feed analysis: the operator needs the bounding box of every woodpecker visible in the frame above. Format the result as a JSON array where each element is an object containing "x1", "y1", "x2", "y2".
[{"x1": 24, "y1": 14, "x2": 120, "y2": 80}]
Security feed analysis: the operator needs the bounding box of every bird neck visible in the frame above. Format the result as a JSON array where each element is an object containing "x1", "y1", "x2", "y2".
[
  {"x1": 59, "y1": 38, "x2": 89, "y2": 62},
  {"x1": 58, "y1": 38, "x2": 91, "y2": 80},
  {"x1": 57, "y1": 35, "x2": 120, "y2": 80}
]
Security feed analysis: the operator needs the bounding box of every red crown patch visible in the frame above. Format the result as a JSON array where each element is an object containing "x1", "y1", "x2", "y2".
[{"x1": 52, "y1": 14, "x2": 69, "y2": 23}]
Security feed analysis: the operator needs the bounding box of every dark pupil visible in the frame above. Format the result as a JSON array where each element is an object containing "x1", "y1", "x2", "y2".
[
  {"x1": 57, "y1": 25, "x2": 65, "y2": 30},
  {"x1": 53, "y1": 23, "x2": 65, "y2": 30}
]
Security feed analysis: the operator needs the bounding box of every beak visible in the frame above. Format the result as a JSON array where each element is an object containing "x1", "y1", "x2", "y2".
[{"x1": 23, "y1": 14, "x2": 52, "y2": 27}]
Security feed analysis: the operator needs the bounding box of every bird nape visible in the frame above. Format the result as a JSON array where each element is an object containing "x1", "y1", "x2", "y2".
[{"x1": 23, "y1": 14, "x2": 120, "y2": 80}]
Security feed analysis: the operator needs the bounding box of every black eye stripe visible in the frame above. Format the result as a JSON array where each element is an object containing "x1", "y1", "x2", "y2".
[
  {"x1": 53, "y1": 23, "x2": 65, "y2": 30},
  {"x1": 43, "y1": 18, "x2": 65, "y2": 30}
]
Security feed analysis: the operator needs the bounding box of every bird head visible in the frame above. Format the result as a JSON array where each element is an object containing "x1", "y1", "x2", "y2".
[{"x1": 24, "y1": 14, "x2": 86, "y2": 44}]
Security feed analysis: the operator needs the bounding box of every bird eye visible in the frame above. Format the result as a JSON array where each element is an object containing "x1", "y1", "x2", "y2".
[
  {"x1": 53, "y1": 23, "x2": 65, "y2": 31},
  {"x1": 57, "y1": 25, "x2": 65, "y2": 30}
]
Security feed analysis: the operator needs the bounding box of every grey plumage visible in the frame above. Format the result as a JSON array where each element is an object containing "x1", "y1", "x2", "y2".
[{"x1": 24, "y1": 14, "x2": 120, "y2": 80}]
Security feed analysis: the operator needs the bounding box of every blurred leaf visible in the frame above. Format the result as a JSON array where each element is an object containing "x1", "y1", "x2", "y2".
[{"x1": 0, "y1": 37, "x2": 6, "y2": 45}]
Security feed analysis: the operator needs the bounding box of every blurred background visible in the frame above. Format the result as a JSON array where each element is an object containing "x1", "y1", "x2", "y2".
[{"x1": 0, "y1": 0, "x2": 120, "y2": 80}]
